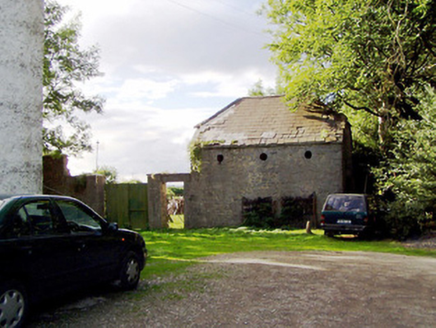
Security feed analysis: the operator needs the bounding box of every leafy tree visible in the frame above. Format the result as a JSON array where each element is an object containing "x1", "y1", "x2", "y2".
[
  {"x1": 94, "y1": 165, "x2": 118, "y2": 184},
  {"x1": 248, "y1": 79, "x2": 278, "y2": 96},
  {"x1": 43, "y1": 0, "x2": 104, "y2": 155},
  {"x1": 248, "y1": 77, "x2": 287, "y2": 97},
  {"x1": 167, "y1": 186, "x2": 184, "y2": 197},
  {"x1": 374, "y1": 87, "x2": 436, "y2": 238},
  {"x1": 262, "y1": 0, "x2": 436, "y2": 238},
  {"x1": 262, "y1": 0, "x2": 436, "y2": 149}
]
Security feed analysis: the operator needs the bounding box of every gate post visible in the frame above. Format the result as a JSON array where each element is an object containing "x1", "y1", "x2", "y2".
[{"x1": 147, "y1": 174, "x2": 169, "y2": 229}]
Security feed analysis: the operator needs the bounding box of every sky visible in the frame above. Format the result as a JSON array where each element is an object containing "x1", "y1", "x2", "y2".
[{"x1": 57, "y1": 0, "x2": 277, "y2": 182}]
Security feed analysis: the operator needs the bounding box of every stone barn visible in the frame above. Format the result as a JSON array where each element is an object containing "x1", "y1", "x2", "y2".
[{"x1": 184, "y1": 95, "x2": 353, "y2": 229}]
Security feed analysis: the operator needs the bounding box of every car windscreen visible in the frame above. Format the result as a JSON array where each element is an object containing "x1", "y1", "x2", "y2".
[
  {"x1": 323, "y1": 195, "x2": 365, "y2": 212},
  {"x1": 0, "y1": 199, "x2": 6, "y2": 227}
]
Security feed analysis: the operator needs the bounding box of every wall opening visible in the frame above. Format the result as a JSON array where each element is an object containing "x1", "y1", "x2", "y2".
[
  {"x1": 166, "y1": 182, "x2": 184, "y2": 229},
  {"x1": 304, "y1": 150, "x2": 312, "y2": 159},
  {"x1": 259, "y1": 153, "x2": 268, "y2": 161}
]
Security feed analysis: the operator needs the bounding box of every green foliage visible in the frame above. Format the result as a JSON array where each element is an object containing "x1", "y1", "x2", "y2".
[
  {"x1": 188, "y1": 141, "x2": 204, "y2": 173},
  {"x1": 167, "y1": 187, "x2": 184, "y2": 197},
  {"x1": 248, "y1": 77, "x2": 287, "y2": 97},
  {"x1": 248, "y1": 79, "x2": 278, "y2": 96},
  {"x1": 342, "y1": 107, "x2": 380, "y2": 151},
  {"x1": 374, "y1": 88, "x2": 436, "y2": 238},
  {"x1": 242, "y1": 197, "x2": 314, "y2": 229},
  {"x1": 242, "y1": 198, "x2": 275, "y2": 228},
  {"x1": 94, "y1": 165, "x2": 118, "y2": 184},
  {"x1": 73, "y1": 174, "x2": 88, "y2": 191},
  {"x1": 43, "y1": 0, "x2": 104, "y2": 155},
  {"x1": 140, "y1": 228, "x2": 436, "y2": 279},
  {"x1": 242, "y1": 211, "x2": 275, "y2": 229},
  {"x1": 351, "y1": 142, "x2": 382, "y2": 194},
  {"x1": 278, "y1": 197, "x2": 313, "y2": 229},
  {"x1": 188, "y1": 140, "x2": 224, "y2": 173},
  {"x1": 262, "y1": 0, "x2": 436, "y2": 238},
  {"x1": 262, "y1": 0, "x2": 436, "y2": 147}
]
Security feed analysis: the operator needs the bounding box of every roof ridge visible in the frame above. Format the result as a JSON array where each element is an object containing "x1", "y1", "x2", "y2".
[{"x1": 193, "y1": 96, "x2": 348, "y2": 146}]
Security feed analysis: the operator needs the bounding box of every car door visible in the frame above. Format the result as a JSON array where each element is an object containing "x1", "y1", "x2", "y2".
[
  {"x1": 0, "y1": 204, "x2": 34, "y2": 285},
  {"x1": 0, "y1": 198, "x2": 79, "y2": 299},
  {"x1": 54, "y1": 199, "x2": 120, "y2": 284}
]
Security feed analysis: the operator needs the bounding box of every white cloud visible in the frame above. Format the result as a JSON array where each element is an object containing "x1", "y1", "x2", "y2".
[
  {"x1": 55, "y1": 0, "x2": 278, "y2": 181},
  {"x1": 69, "y1": 100, "x2": 217, "y2": 179},
  {"x1": 116, "y1": 78, "x2": 179, "y2": 101},
  {"x1": 182, "y1": 69, "x2": 277, "y2": 98}
]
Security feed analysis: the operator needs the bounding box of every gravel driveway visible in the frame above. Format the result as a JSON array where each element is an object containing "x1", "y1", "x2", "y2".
[{"x1": 29, "y1": 251, "x2": 436, "y2": 328}]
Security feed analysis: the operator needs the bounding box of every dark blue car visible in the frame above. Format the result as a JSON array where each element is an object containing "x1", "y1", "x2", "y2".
[
  {"x1": 0, "y1": 195, "x2": 147, "y2": 328},
  {"x1": 320, "y1": 193, "x2": 375, "y2": 237}
]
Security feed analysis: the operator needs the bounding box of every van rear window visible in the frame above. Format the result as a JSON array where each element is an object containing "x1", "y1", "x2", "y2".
[{"x1": 324, "y1": 195, "x2": 365, "y2": 212}]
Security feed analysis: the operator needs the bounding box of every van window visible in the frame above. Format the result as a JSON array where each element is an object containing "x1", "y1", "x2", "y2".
[{"x1": 324, "y1": 195, "x2": 365, "y2": 212}]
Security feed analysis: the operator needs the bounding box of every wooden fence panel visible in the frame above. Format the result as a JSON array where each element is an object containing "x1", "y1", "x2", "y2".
[
  {"x1": 128, "y1": 184, "x2": 148, "y2": 229},
  {"x1": 105, "y1": 183, "x2": 148, "y2": 229}
]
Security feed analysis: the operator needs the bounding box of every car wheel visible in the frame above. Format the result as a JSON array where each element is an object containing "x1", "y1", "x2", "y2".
[
  {"x1": 119, "y1": 251, "x2": 141, "y2": 290},
  {"x1": 0, "y1": 282, "x2": 28, "y2": 328}
]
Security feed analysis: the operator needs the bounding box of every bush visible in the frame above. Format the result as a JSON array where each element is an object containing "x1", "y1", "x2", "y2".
[
  {"x1": 242, "y1": 211, "x2": 275, "y2": 229},
  {"x1": 242, "y1": 198, "x2": 274, "y2": 229},
  {"x1": 379, "y1": 199, "x2": 422, "y2": 240}
]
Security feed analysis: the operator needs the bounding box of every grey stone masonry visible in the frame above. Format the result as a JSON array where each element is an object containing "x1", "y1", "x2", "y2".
[
  {"x1": 186, "y1": 96, "x2": 353, "y2": 228},
  {"x1": 185, "y1": 143, "x2": 346, "y2": 228},
  {"x1": 147, "y1": 96, "x2": 353, "y2": 229}
]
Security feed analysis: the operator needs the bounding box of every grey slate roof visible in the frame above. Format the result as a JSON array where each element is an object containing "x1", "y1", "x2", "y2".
[{"x1": 193, "y1": 95, "x2": 348, "y2": 146}]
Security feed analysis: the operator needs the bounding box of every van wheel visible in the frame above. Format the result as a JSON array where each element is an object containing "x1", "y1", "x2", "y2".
[
  {"x1": 119, "y1": 251, "x2": 141, "y2": 290},
  {"x1": 0, "y1": 282, "x2": 28, "y2": 328}
]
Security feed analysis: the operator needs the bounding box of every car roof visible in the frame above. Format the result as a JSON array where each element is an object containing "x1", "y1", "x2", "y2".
[
  {"x1": 0, "y1": 194, "x2": 77, "y2": 201},
  {"x1": 327, "y1": 193, "x2": 366, "y2": 197},
  {"x1": 0, "y1": 194, "x2": 29, "y2": 201}
]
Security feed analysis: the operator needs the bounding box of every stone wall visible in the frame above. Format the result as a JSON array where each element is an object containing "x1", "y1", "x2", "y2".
[
  {"x1": 0, "y1": 0, "x2": 44, "y2": 194},
  {"x1": 43, "y1": 155, "x2": 106, "y2": 216},
  {"x1": 185, "y1": 143, "x2": 345, "y2": 228}
]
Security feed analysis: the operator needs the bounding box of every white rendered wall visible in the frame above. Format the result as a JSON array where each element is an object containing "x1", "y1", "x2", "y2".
[{"x1": 0, "y1": 0, "x2": 44, "y2": 194}]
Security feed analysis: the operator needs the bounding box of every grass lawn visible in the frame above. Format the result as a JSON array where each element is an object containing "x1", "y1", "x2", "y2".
[
  {"x1": 169, "y1": 214, "x2": 184, "y2": 229},
  {"x1": 140, "y1": 227, "x2": 436, "y2": 279}
]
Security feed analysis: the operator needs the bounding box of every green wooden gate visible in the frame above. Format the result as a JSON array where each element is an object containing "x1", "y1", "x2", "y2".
[{"x1": 105, "y1": 183, "x2": 148, "y2": 229}]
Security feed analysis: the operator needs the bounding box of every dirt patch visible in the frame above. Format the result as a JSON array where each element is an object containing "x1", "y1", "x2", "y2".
[
  {"x1": 28, "y1": 251, "x2": 436, "y2": 328},
  {"x1": 402, "y1": 233, "x2": 436, "y2": 249}
]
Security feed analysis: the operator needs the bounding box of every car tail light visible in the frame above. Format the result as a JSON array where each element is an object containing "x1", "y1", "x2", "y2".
[
  {"x1": 363, "y1": 217, "x2": 369, "y2": 224},
  {"x1": 320, "y1": 215, "x2": 325, "y2": 226}
]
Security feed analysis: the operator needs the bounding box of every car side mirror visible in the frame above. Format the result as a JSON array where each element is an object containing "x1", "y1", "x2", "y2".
[{"x1": 107, "y1": 222, "x2": 119, "y2": 232}]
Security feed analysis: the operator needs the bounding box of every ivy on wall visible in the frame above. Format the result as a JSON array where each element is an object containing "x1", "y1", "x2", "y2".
[{"x1": 188, "y1": 140, "x2": 225, "y2": 172}]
